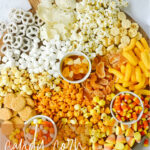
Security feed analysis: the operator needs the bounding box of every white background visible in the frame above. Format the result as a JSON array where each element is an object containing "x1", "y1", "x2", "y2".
[{"x1": 0, "y1": 0, "x2": 149, "y2": 149}]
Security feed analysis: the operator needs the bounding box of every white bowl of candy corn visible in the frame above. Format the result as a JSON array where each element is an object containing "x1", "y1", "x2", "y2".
[
  {"x1": 24, "y1": 115, "x2": 57, "y2": 148},
  {"x1": 110, "y1": 91, "x2": 144, "y2": 125}
]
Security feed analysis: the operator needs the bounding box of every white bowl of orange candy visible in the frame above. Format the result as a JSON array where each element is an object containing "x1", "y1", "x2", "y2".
[
  {"x1": 59, "y1": 51, "x2": 91, "y2": 83},
  {"x1": 110, "y1": 91, "x2": 144, "y2": 125},
  {"x1": 24, "y1": 115, "x2": 57, "y2": 148}
]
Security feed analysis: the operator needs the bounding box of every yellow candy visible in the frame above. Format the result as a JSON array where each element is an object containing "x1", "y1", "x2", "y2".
[
  {"x1": 144, "y1": 108, "x2": 148, "y2": 113},
  {"x1": 26, "y1": 128, "x2": 29, "y2": 133},
  {"x1": 44, "y1": 127, "x2": 49, "y2": 131},
  {"x1": 128, "y1": 110, "x2": 133, "y2": 113},
  {"x1": 12, "y1": 139, "x2": 18, "y2": 144},
  {"x1": 127, "y1": 113, "x2": 131, "y2": 118},
  {"x1": 93, "y1": 96, "x2": 100, "y2": 103},
  {"x1": 31, "y1": 121, "x2": 35, "y2": 125},
  {"x1": 15, "y1": 129, "x2": 20, "y2": 134},
  {"x1": 146, "y1": 133, "x2": 150, "y2": 138},
  {"x1": 11, "y1": 132, "x2": 16, "y2": 136},
  {"x1": 98, "y1": 100, "x2": 106, "y2": 106},
  {"x1": 111, "y1": 93, "x2": 115, "y2": 99},
  {"x1": 142, "y1": 118, "x2": 146, "y2": 121},
  {"x1": 38, "y1": 119, "x2": 43, "y2": 124},
  {"x1": 9, "y1": 135, "x2": 14, "y2": 141}
]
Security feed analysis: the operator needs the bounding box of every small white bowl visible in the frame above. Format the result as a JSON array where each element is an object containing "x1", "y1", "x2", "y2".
[
  {"x1": 59, "y1": 51, "x2": 91, "y2": 84},
  {"x1": 110, "y1": 91, "x2": 144, "y2": 125},
  {"x1": 24, "y1": 115, "x2": 57, "y2": 148}
]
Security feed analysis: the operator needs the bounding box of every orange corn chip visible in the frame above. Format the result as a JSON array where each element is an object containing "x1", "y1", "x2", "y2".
[
  {"x1": 98, "y1": 79, "x2": 108, "y2": 85},
  {"x1": 96, "y1": 62, "x2": 106, "y2": 78}
]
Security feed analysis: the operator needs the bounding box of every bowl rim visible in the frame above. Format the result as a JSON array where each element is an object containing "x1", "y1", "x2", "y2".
[
  {"x1": 110, "y1": 91, "x2": 144, "y2": 125},
  {"x1": 24, "y1": 115, "x2": 57, "y2": 148},
  {"x1": 59, "y1": 51, "x2": 91, "y2": 84}
]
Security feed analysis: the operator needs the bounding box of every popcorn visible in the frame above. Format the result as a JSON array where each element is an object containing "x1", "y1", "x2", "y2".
[
  {"x1": 69, "y1": 0, "x2": 129, "y2": 56},
  {"x1": 131, "y1": 23, "x2": 139, "y2": 31},
  {"x1": 0, "y1": 67, "x2": 60, "y2": 97},
  {"x1": 135, "y1": 32, "x2": 142, "y2": 40},
  {"x1": 118, "y1": 12, "x2": 126, "y2": 21},
  {"x1": 119, "y1": 27, "x2": 127, "y2": 36},
  {"x1": 114, "y1": 35, "x2": 121, "y2": 45},
  {"x1": 121, "y1": 19, "x2": 131, "y2": 29},
  {"x1": 111, "y1": 27, "x2": 120, "y2": 36},
  {"x1": 128, "y1": 28, "x2": 138, "y2": 38},
  {"x1": 121, "y1": 35, "x2": 130, "y2": 45}
]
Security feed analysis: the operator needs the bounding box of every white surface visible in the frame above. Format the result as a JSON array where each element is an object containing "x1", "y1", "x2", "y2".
[{"x1": 0, "y1": 0, "x2": 149, "y2": 149}]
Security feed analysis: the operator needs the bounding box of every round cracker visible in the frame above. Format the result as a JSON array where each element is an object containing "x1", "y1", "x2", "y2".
[
  {"x1": 11, "y1": 96, "x2": 26, "y2": 112},
  {"x1": 18, "y1": 106, "x2": 33, "y2": 121},
  {"x1": 26, "y1": 98, "x2": 34, "y2": 108},
  {"x1": 0, "y1": 108, "x2": 12, "y2": 120},
  {"x1": 4, "y1": 94, "x2": 16, "y2": 109},
  {"x1": 11, "y1": 116, "x2": 24, "y2": 129},
  {"x1": 1, "y1": 121, "x2": 14, "y2": 136}
]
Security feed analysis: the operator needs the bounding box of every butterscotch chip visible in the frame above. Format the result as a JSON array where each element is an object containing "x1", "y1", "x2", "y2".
[
  {"x1": 11, "y1": 116, "x2": 24, "y2": 129},
  {"x1": 26, "y1": 98, "x2": 35, "y2": 108},
  {"x1": 11, "y1": 96, "x2": 26, "y2": 112},
  {"x1": 4, "y1": 94, "x2": 16, "y2": 109},
  {"x1": 1, "y1": 121, "x2": 14, "y2": 136},
  {"x1": 18, "y1": 106, "x2": 34, "y2": 121},
  {"x1": 0, "y1": 108, "x2": 12, "y2": 120}
]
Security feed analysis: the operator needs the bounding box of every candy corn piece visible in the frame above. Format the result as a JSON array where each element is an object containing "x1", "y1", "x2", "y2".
[
  {"x1": 92, "y1": 143, "x2": 102, "y2": 150},
  {"x1": 134, "y1": 132, "x2": 141, "y2": 143},
  {"x1": 115, "y1": 142, "x2": 125, "y2": 150},
  {"x1": 131, "y1": 122, "x2": 137, "y2": 131},
  {"x1": 106, "y1": 134, "x2": 116, "y2": 145},
  {"x1": 126, "y1": 137, "x2": 135, "y2": 147},
  {"x1": 116, "y1": 135, "x2": 126, "y2": 143},
  {"x1": 121, "y1": 124, "x2": 129, "y2": 131},
  {"x1": 104, "y1": 143, "x2": 114, "y2": 150},
  {"x1": 125, "y1": 128, "x2": 134, "y2": 137},
  {"x1": 144, "y1": 139, "x2": 149, "y2": 147},
  {"x1": 124, "y1": 144, "x2": 131, "y2": 150},
  {"x1": 116, "y1": 126, "x2": 123, "y2": 135}
]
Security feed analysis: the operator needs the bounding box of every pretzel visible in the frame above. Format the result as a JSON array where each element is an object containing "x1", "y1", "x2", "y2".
[
  {"x1": 7, "y1": 22, "x2": 18, "y2": 34},
  {"x1": 17, "y1": 24, "x2": 27, "y2": 36},
  {"x1": 31, "y1": 38, "x2": 40, "y2": 50},
  {"x1": 12, "y1": 53, "x2": 20, "y2": 61},
  {"x1": 34, "y1": 14, "x2": 44, "y2": 27},
  {"x1": 4, "y1": 49, "x2": 13, "y2": 57},
  {"x1": 0, "y1": 45, "x2": 11, "y2": 54},
  {"x1": 12, "y1": 36, "x2": 23, "y2": 49},
  {"x1": 22, "y1": 12, "x2": 35, "y2": 25},
  {"x1": 3, "y1": 33, "x2": 14, "y2": 45},
  {"x1": 9, "y1": 8, "x2": 25, "y2": 23},
  {"x1": 20, "y1": 37, "x2": 31, "y2": 52},
  {"x1": 0, "y1": 22, "x2": 6, "y2": 32},
  {"x1": 26, "y1": 26, "x2": 39, "y2": 40}
]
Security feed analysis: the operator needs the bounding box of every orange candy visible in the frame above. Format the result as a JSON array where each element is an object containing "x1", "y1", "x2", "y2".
[
  {"x1": 61, "y1": 55, "x2": 89, "y2": 81},
  {"x1": 113, "y1": 93, "x2": 142, "y2": 122}
]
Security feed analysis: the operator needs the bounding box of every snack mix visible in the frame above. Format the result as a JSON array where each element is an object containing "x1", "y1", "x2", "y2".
[{"x1": 0, "y1": 0, "x2": 149, "y2": 149}]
